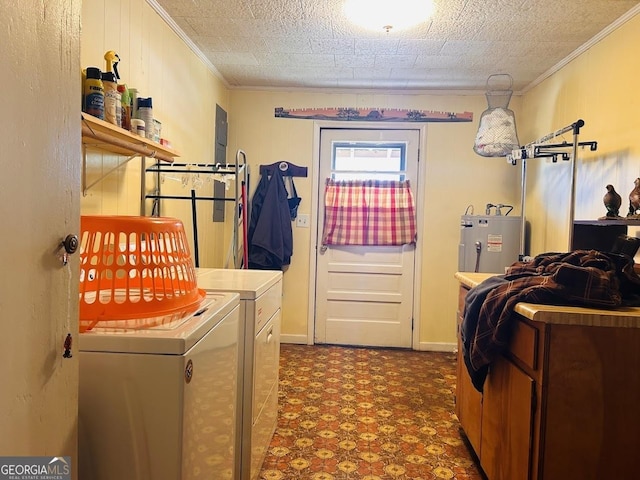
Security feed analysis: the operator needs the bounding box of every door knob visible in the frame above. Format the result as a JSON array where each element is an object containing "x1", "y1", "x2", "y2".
[
  {"x1": 58, "y1": 234, "x2": 79, "y2": 266},
  {"x1": 62, "y1": 234, "x2": 79, "y2": 254}
]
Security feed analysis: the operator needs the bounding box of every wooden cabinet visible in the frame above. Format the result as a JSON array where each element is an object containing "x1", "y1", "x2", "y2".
[
  {"x1": 455, "y1": 278, "x2": 640, "y2": 480},
  {"x1": 456, "y1": 284, "x2": 537, "y2": 480},
  {"x1": 455, "y1": 286, "x2": 483, "y2": 455},
  {"x1": 539, "y1": 324, "x2": 640, "y2": 479},
  {"x1": 481, "y1": 357, "x2": 534, "y2": 480}
]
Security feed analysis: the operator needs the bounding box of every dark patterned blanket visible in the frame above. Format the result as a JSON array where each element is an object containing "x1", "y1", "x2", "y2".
[{"x1": 462, "y1": 249, "x2": 640, "y2": 392}]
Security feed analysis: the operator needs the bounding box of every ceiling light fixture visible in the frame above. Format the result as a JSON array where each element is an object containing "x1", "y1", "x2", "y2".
[{"x1": 343, "y1": 0, "x2": 435, "y2": 33}]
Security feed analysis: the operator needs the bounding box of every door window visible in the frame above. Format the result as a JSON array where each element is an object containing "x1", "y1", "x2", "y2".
[{"x1": 332, "y1": 142, "x2": 407, "y2": 181}]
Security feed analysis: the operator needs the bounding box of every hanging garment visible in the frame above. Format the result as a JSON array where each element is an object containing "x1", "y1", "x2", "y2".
[
  {"x1": 248, "y1": 169, "x2": 293, "y2": 270},
  {"x1": 247, "y1": 173, "x2": 268, "y2": 248},
  {"x1": 286, "y1": 176, "x2": 302, "y2": 220}
]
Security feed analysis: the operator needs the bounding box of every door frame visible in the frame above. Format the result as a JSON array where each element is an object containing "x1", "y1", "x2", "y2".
[{"x1": 306, "y1": 121, "x2": 428, "y2": 350}]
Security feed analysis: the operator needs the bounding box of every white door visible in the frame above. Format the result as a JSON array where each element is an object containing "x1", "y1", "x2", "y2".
[
  {"x1": 315, "y1": 129, "x2": 419, "y2": 348},
  {"x1": 0, "y1": 0, "x2": 81, "y2": 471}
]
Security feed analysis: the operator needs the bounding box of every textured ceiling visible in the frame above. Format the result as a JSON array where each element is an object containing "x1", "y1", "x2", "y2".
[{"x1": 152, "y1": 0, "x2": 640, "y2": 92}]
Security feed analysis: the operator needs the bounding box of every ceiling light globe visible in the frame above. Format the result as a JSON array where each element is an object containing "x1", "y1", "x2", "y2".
[{"x1": 344, "y1": 0, "x2": 434, "y2": 32}]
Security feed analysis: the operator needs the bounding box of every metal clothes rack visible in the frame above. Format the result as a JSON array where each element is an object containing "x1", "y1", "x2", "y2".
[
  {"x1": 142, "y1": 149, "x2": 250, "y2": 268},
  {"x1": 506, "y1": 119, "x2": 598, "y2": 256}
]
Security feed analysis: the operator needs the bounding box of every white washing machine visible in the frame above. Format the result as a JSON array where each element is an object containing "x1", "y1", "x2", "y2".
[
  {"x1": 78, "y1": 292, "x2": 240, "y2": 480},
  {"x1": 196, "y1": 268, "x2": 282, "y2": 480}
]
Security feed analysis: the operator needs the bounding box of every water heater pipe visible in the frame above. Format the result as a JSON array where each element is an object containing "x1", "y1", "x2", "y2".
[{"x1": 474, "y1": 241, "x2": 482, "y2": 273}]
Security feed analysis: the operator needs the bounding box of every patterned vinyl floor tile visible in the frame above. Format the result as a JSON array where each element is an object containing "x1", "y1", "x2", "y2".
[{"x1": 259, "y1": 344, "x2": 485, "y2": 480}]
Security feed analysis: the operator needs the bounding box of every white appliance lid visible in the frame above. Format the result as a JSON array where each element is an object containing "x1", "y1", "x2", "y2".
[
  {"x1": 195, "y1": 268, "x2": 282, "y2": 299},
  {"x1": 78, "y1": 292, "x2": 239, "y2": 355}
]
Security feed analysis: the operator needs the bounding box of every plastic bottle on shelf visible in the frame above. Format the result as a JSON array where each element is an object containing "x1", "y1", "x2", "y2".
[
  {"x1": 102, "y1": 72, "x2": 121, "y2": 126},
  {"x1": 83, "y1": 67, "x2": 104, "y2": 120},
  {"x1": 128, "y1": 88, "x2": 138, "y2": 119},
  {"x1": 137, "y1": 97, "x2": 154, "y2": 140},
  {"x1": 118, "y1": 84, "x2": 131, "y2": 131},
  {"x1": 131, "y1": 119, "x2": 145, "y2": 136}
]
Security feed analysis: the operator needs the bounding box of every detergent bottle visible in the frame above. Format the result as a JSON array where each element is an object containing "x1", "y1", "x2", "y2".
[
  {"x1": 83, "y1": 67, "x2": 104, "y2": 119},
  {"x1": 118, "y1": 84, "x2": 131, "y2": 131},
  {"x1": 137, "y1": 97, "x2": 154, "y2": 140}
]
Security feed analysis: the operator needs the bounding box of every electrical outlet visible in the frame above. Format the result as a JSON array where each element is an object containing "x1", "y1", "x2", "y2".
[{"x1": 296, "y1": 214, "x2": 310, "y2": 228}]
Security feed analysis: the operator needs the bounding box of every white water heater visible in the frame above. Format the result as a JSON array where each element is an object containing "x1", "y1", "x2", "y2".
[{"x1": 459, "y1": 214, "x2": 522, "y2": 273}]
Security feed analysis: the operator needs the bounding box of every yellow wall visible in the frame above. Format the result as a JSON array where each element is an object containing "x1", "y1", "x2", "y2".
[
  {"x1": 80, "y1": 0, "x2": 231, "y2": 267},
  {"x1": 82, "y1": 3, "x2": 640, "y2": 349},
  {"x1": 520, "y1": 12, "x2": 640, "y2": 254},
  {"x1": 80, "y1": 0, "x2": 525, "y2": 346},
  {"x1": 228, "y1": 91, "x2": 521, "y2": 347}
]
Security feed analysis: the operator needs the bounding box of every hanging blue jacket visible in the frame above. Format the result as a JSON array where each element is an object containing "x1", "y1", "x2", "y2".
[{"x1": 248, "y1": 169, "x2": 293, "y2": 270}]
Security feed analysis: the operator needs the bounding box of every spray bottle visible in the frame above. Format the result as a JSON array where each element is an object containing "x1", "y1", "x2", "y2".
[
  {"x1": 104, "y1": 51, "x2": 120, "y2": 81},
  {"x1": 103, "y1": 51, "x2": 122, "y2": 126}
]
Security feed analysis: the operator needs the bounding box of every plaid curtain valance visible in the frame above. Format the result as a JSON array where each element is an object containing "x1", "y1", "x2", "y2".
[{"x1": 322, "y1": 179, "x2": 417, "y2": 246}]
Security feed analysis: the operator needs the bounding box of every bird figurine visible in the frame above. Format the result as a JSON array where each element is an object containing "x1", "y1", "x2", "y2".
[
  {"x1": 603, "y1": 184, "x2": 622, "y2": 218},
  {"x1": 628, "y1": 177, "x2": 640, "y2": 217}
]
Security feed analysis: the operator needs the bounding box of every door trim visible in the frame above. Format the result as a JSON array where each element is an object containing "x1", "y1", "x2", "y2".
[{"x1": 306, "y1": 121, "x2": 427, "y2": 350}]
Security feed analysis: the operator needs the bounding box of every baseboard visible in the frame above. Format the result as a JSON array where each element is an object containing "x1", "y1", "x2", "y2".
[
  {"x1": 280, "y1": 336, "x2": 456, "y2": 351},
  {"x1": 280, "y1": 333, "x2": 309, "y2": 345},
  {"x1": 416, "y1": 342, "x2": 457, "y2": 353}
]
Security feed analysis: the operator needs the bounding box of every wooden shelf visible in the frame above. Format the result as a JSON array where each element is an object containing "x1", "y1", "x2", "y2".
[
  {"x1": 572, "y1": 219, "x2": 640, "y2": 252},
  {"x1": 574, "y1": 219, "x2": 640, "y2": 226},
  {"x1": 81, "y1": 112, "x2": 179, "y2": 163}
]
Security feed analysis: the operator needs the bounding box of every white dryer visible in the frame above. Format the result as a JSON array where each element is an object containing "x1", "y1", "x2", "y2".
[
  {"x1": 78, "y1": 292, "x2": 240, "y2": 480},
  {"x1": 196, "y1": 268, "x2": 282, "y2": 480}
]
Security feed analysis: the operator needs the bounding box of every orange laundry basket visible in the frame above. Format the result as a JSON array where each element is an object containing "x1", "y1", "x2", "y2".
[{"x1": 79, "y1": 215, "x2": 205, "y2": 332}]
